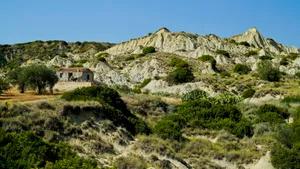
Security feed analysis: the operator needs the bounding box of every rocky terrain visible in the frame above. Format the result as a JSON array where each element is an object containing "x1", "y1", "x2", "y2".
[{"x1": 1, "y1": 28, "x2": 300, "y2": 169}]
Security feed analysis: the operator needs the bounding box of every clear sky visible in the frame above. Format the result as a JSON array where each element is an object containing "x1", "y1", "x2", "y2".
[{"x1": 1, "y1": 0, "x2": 299, "y2": 47}]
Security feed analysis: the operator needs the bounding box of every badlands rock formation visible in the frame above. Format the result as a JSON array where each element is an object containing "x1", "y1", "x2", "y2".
[{"x1": 46, "y1": 27, "x2": 300, "y2": 97}]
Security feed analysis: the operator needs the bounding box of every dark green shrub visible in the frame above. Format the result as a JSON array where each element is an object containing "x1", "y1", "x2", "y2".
[
  {"x1": 139, "y1": 78, "x2": 151, "y2": 88},
  {"x1": 125, "y1": 56, "x2": 135, "y2": 61},
  {"x1": 287, "y1": 53, "x2": 300, "y2": 60},
  {"x1": 169, "y1": 57, "x2": 189, "y2": 68},
  {"x1": 0, "y1": 129, "x2": 98, "y2": 169},
  {"x1": 233, "y1": 64, "x2": 251, "y2": 74},
  {"x1": 142, "y1": 46, "x2": 156, "y2": 55},
  {"x1": 198, "y1": 55, "x2": 217, "y2": 69},
  {"x1": 239, "y1": 41, "x2": 250, "y2": 47},
  {"x1": 242, "y1": 88, "x2": 256, "y2": 98},
  {"x1": 0, "y1": 79, "x2": 9, "y2": 94},
  {"x1": 220, "y1": 71, "x2": 231, "y2": 78},
  {"x1": 229, "y1": 39, "x2": 237, "y2": 45},
  {"x1": 59, "y1": 53, "x2": 68, "y2": 58},
  {"x1": 295, "y1": 72, "x2": 300, "y2": 78},
  {"x1": 282, "y1": 95, "x2": 300, "y2": 103},
  {"x1": 78, "y1": 59, "x2": 88, "y2": 64},
  {"x1": 257, "y1": 61, "x2": 281, "y2": 82},
  {"x1": 167, "y1": 67, "x2": 194, "y2": 85},
  {"x1": 271, "y1": 145, "x2": 300, "y2": 169},
  {"x1": 62, "y1": 86, "x2": 151, "y2": 135},
  {"x1": 280, "y1": 57, "x2": 289, "y2": 66},
  {"x1": 244, "y1": 50, "x2": 258, "y2": 57},
  {"x1": 153, "y1": 120, "x2": 184, "y2": 141},
  {"x1": 259, "y1": 55, "x2": 273, "y2": 60},
  {"x1": 258, "y1": 112, "x2": 285, "y2": 124},
  {"x1": 216, "y1": 50, "x2": 230, "y2": 57},
  {"x1": 181, "y1": 89, "x2": 208, "y2": 102},
  {"x1": 256, "y1": 104, "x2": 289, "y2": 119},
  {"x1": 198, "y1": 55, "x2": 214, "y2": 62}
]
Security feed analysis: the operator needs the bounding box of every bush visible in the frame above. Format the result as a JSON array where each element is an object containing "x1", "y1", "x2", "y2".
[
  {"x1": 242, "y1": 88, "x2": 256, "y2": 99},
  {"x1": 198, "y1": 55, "x2": 214, "y2": 62},
  {"x1": 271, "y1": 123, "x2": 300, "y2": 168},
  {"x1": 139, "y1": 78, "x2": 151, "y2": 88},
  {"x1": 142, "y1": 46, "x2": 156, "y2": 55},
  {"x1": 244, "y1": 50, "x2": 258, "y2": 57},
  {"x1": 216, "y1": 50, "x2": 230, "y2": 57},
  {"x1": 282, "y1": 95, "x2": 300, "y2": 103},
  {"x1": 198, "y1": 55, "x2": 217, "y2": 69},
  {"x1": 233, "y1": 64, "x2": 251, "y2": 74},
  {"x1": 0, "y1": 129, "x2": 98, "y2": 169},
  {"x1": 169, "y1": 57, "x2": 189, "y2": 68},
  {"x1": 257, "y1": 61, "x2": 281, "y2": 82},
  {"x1": 239, "y1": 41, "x2": 250, "y2": 47},
  {"x1": 62, "y1": 86, "x2": 151, "y2": 135},
  {"x1": 167, "y1": 67, "x2": 194, "y2": 85},
  {"x1": 259, "y1": 55, "x2": 273, "y2": 60},
  {"x1": 280, "y1": 57, "x2": 289, "y2": 66},
  {"x1": 256, "y1": 104, "x2": 289, "y2": 119},
  {"x1": 214, "y1": 92, "x2": 241, "y2": 105},
  {"x1": 0, "y1": 79, "x2": 9, "y2": 94},
  {"x1": 96, "y1": 55, "x2": 106, "y2": 62},
  {"x1": 78, "y1": 59, "x2": 88, "y2": 64},
  {"x1": 287, "y1": 53, "x2": 300, "y2": 60},
  {"x1": 125, "y1": 56, "x2": 135, "y2": 61},
  {"x1": 220, "y1": 71, "x2": 231, "y2": 78},
  {"x1": 295, "y1": 72, "x2": 300, "y2": 78},
  {"x1": 153, "y1": 119, "x2": 184, "y2": 141},
  {"x1": 229, "y1": 39, "x2": 237, "y2": 45},
  {"x1": 181, "y1": 89, "x2": 208, "y2": 102}
]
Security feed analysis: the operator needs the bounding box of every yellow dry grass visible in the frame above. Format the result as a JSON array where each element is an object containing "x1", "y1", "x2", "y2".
[{"x1": 0, "y1": 89, "x2": 63, "y2": 102}]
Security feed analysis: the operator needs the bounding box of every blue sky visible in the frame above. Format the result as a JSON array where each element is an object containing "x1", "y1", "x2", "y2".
[{"x1": 1, "y1": 0, "x2": 299, "y2": 47}]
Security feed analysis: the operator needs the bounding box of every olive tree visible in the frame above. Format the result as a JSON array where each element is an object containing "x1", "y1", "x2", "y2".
[
  {"x1": 7, "y1": 64, "x2": 58, "y2": 94},
  {"x1": 0, "y1": 78, "x2": 9, "y2": 94},
  {"x1": 24, "y1": 64, "x2": 58, "y2": 94}
]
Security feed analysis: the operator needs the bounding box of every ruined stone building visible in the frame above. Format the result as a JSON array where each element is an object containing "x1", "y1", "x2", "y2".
[{"x1": 56, "y1": 68, "x2": 94, "y2": 82}]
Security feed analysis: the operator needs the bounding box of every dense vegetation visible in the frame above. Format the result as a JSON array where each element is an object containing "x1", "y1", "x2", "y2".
[
  {"x1": 257, "y1": 61, "x2": 281, "y2": 82},
  {"x1": 154, "y1": 90, "x2": 250, "y2": 140},
  {"x1": 198, "y1": 55, "x2": 217, "y2": 70},
  {"x1": 167, "y1": 57, "x2": 194, "y2": 85},
  {"x1": 233, "y1": 64, "x2": 251, "y2": 74},
  {"x1": 215, "y1": 50, "x2": 230, "y2": 57},
  {"x1": 0, "y1": 129, "x2": 98, "y2": 169},
  {"x1": 142, "y1": 46, "x2": 156, "y2": 55},
  {"x1": 7, "y1": 64, "x2": 58, "y2": 94},
  {"x1": 244, "y1": 50, "x2": 258, "y2": 57},
  {"x1": 61, "y1": 86, "x2": 151, "y2": 135},
  {"x1": 0, "y1": 79, "x2": 9, "y2": 94}
]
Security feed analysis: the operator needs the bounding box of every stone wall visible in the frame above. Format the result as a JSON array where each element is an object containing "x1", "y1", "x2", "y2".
[{"x1": 53, "y1": 82, "x2": 92, "y2": 91}]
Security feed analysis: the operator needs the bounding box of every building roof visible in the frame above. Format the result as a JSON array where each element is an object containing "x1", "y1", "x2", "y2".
[{"x1": 56, "y1": 68, "x2": 93, "y2": 73}]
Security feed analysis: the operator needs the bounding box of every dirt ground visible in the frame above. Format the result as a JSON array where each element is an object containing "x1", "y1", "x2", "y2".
[{"x1": 0, "y1": 89, "x2": 62, "y2": 102}]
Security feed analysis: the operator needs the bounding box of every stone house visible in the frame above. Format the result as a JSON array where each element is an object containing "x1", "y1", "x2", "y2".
[{"x1": 56, "y1": 68, "x2": 94, "y2": 82}]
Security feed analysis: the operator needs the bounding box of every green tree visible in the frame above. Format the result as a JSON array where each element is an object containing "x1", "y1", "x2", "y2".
[
  {"x1": 233, "y1": 64, "x2": 251, "y2": 74},
  {"x1": 257, "y1": 61, "x2": 281, "y2": 82},
  {"x1": 0, "y1": 78, "x2": 9, "y2": 94},
  {"x1": 8, "y1": 64, "x2": 58, "y2": 94},
  {"x1": 24, "y1": 64, "x2": 58, "y2": 94},
  {"x1": 167, "y1": 67, "x2": 194, "y2": 85},
  {"x1": 7, "y1": 67, "x2": 28, "y2": 93}
]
